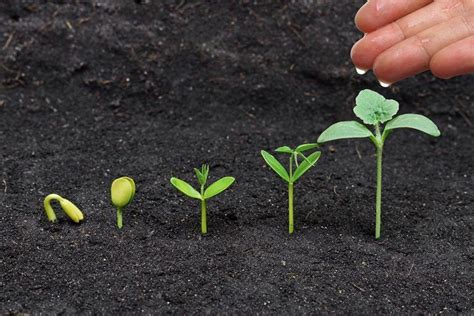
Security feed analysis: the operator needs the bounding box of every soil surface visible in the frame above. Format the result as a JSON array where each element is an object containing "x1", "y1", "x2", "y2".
[{"x1": 0, "y1": 1, "x2": 473, "y2": 314}]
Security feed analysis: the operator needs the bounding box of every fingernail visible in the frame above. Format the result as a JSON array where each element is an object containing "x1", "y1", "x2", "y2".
[
  {"x1": 355, "y1": 67, "x2": 368, "y2": 75},
  {"x1": 378, "y1": 80, "x2": 391, "y2": 88},
  {"x1": 375, "y1": 0, "x2": 385, "y2": 13}
]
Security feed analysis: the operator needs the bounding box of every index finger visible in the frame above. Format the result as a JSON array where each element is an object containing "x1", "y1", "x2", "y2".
[{"x1": 355, "y1": 0, "x2": 433, "y2": 33}]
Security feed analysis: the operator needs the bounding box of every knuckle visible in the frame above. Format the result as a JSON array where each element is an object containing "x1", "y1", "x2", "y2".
[
  {"x1": 413, "y1": 34, "x2": 433, "y2": 58},
  {"x1": 439, "y1": 0, "x2": 469, "y2": 17}
]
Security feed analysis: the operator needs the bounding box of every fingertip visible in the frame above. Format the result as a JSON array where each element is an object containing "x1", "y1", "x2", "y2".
[
  {"x1": 352, "y1": 24, "x2": 407, "y2": 73},
  {"x1": 372, "y1": 57, "x2": 394, "y2": 85},
  {"x1": 355, "y1": 4, "x2": 378, "y2": 33},
  {"x1": 372, "y1": 52, "x2": 403, "y2": 86},
  {"x1": 351, "y1": 35, "x2": 374, "y2": 71},
  {"x1": 430, "y1": 55, "x2": 452, "y2": 79}
]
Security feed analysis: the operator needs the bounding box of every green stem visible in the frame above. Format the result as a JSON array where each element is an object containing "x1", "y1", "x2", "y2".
[
  {"x1": 288, "y1": 155, "x2": 294, "y2": 234},
  {"x1": 201, "y1": 199, "x2": 207, "y2": 234},
  {"x1": 375, "y1": 145, "x2": 383, "y2": 240},
  {"x1": 44, "y1": 194, "x2": 62, "y2": 222},
  {"x1": 117, "y1": 208, "x2": 123, "y2": 229},
  {"x1": 289, "y1": 182, "x2": 294, "y2": 234}
]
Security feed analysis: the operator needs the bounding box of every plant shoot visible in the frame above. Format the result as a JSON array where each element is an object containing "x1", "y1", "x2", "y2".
[
  {"x1": 44, "y1": 194, "x2": 84, "y2": 223},
  {"x1": 111, "y1": 176, "x2": 136, "y2": 229},
  {"x1": 170, "y1": 164, "x2": 235, "y2": 234},
  {"x1": 261, "y1": 144, "x2": 321, "y2": 234},
  {"x1": 317, "y1": 89, "x2": 440, "y2": 239}
]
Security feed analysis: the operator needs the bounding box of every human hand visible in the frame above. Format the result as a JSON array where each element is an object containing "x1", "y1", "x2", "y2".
[{"x1": 351, "y1": 0, "x2": 474, "y2": 86}]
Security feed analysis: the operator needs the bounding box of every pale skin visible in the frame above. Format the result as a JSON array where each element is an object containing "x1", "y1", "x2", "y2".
[{"x1": 351, "y1": 0, "x2": 474, "y2": 85}]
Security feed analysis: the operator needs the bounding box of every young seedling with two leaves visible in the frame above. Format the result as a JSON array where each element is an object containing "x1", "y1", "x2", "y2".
[
  {"x1": 261, "y1": 144, "x2": 321, "y2": 234},
  {"x1": 317, "y1": 89, "x2": 440, "y2": 239},
  {"x1": 170, "y1": 164, "x2": 235, "y2": 234}
]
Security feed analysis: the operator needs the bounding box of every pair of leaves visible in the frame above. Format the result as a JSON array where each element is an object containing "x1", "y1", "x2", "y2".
[
  {"x1": 261, "y1": 150, "x2": 321, "y2": 184},
  {"x1": 275, "y1": 143, "x2": 319, "y2": 167},
  {"x1": 318, "y1": 89, "x2": 440, "y2": 143},
  {"x1": 171, "y1": 176, "x2": 235, "y2": 201},
  {"x1": 317, "y1": 114, "x2": 440, "y2": 144},
  {"x1": 275, "y1": 143, "x2": 319, "y2": 154}
]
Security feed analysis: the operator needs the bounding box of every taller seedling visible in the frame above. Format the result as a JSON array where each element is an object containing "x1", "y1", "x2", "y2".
[
  {"x1": 261, "y1": 144, "x2": 321, "y2": 234},
  {"x1": 318, "y1": 89, "x2": 440, "y2": 239}
]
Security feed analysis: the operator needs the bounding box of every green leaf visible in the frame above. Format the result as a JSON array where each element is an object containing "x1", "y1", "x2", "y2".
[
  {"x1": 111, "y1": 177, "x2": 136, "y2": 208},
  {"x1": 296, "y1": 152, "x2": 310, "y2": 165},
  {"x1": 354, "y1": 89, "x2": 399, "y2": 125},
  {"x1": 384, "y1": 114, "x2": 441, "y2": 137},
  {"x1": 317, "y1": 121, "x2": 374, "y2": 143},
  {"x1": 170, "y1": 177, "x2": 202, "y2": 200},
  {"x1": 60, "y1": 198, "x2": 84, "y2": 223},
  {"x1": 261, "y1": 150, "x2": 290, "y2": 183},
  {"x1": 195, "y1": 164, "x2": 209, "y2": 186},
  {"x1": 292, "y1": 151, "x2": 321, "y2": 182},
  {"x1": 194, "y1": 168, "x2": 205, "y2": 185},
  {"x1": 295, "y1": 143, "x2": 319, "y2": 153},
  {"x1": 201, "y1": 164, "x2": 209, "y2": 179},
  {"x1": 275, "y1": 146, "x2": 293, "y2": 154},
  {"x1": 121, "y1": 177, "x2": 136, "y2": 201},
  {"x1": 203, "y1": 176, "x2": 235, "y2": 199}
]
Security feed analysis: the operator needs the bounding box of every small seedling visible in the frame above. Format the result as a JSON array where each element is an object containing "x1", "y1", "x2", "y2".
[
  {"x1": 261, "y1": 144, "x2": 321, "y2": 234},
  {"x1": 317, "y1": 89, "x2": 440, "y2": 239},
  {"x1": 44, "y1": 194, "x2": 84, "y2": 223},
  {"x1": 111, "y1": 176, "x2": 136, "y2": 229},
  {"x1": 170, "y1": 164, "x2": 235, "y2": 234}
]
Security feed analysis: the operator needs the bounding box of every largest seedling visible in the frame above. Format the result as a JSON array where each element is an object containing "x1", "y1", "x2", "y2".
[{"x1": 318, "y1": 89, "x2": 440, "y2": 239}]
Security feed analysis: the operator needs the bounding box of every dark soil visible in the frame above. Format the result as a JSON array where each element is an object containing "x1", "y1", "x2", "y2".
[{"x1": 0, "y1": 1, "x2": 472, "y2": 314}]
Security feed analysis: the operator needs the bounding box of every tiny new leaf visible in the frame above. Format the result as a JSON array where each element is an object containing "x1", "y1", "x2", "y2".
[
  {"x1": 194, "y1": 168, "x2": 206, "y2": 186},
  {"x1": 275, "y1": 146, "x2": 293, "y2": 154},
  {"x1": 354, "y1": 89, "x2": 399, "y2": 125},
  {"x1": 295, "y1": 143, "x2": 319, "y2": 153}
]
